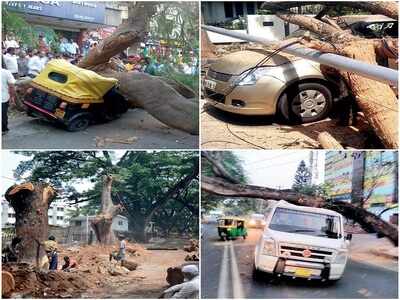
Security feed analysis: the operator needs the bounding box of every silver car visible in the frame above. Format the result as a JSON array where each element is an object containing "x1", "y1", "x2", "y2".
[{"x1": 203, "y1": 48, "x2": 342, "y2": 123}]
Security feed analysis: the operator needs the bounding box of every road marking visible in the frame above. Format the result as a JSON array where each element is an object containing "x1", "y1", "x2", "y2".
[
  {"x1": 217, "y1": 244, "x2": 229, "y2": 298},
  {"x1": 230, "y1": 241, "x2": 245, "y2": 299}
]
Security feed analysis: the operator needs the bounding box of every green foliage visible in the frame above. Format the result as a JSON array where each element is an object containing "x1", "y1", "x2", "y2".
[
  {"x1": 2, "y1": 6, "x2": 59, "y2": 51},
  {"x1": 202, "y1": 151, "x2": 251, "y2": 214},
  {"x1": 2, "y1": 6, "x2": 37, "y2": 48},
  {"x1": 292, "y1": 160, "x2": 312, "y2": 190},
  {"x1": 13, "y1": 151, "x2": 199, "y2": 240}
]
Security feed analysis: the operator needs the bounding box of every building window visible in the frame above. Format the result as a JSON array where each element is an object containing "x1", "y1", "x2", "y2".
[
  {"x1": 49, "y1": 215, "x2": 53, "y2": 219},
  {"x1": 8, "y1": 213, "x2": 15, "y2": 218},
  {"x1": 75, "y1": 220, "x2": 82, "y2": 226},
  {"x1": 118, "y1": 221, "x2": 123, "y2": 226},
  {"x1": 235, "y1": 2, "x2": 244, "y2": 16},
  {"x1": 224, "y1": 2, "x2": 233, "y2": 18},
  {"x1": 57, "y1": 207, "x2": 64, "y2": 211},
  {"x1": 57, "y1": 216, "x2": 63, "y2": 220}
]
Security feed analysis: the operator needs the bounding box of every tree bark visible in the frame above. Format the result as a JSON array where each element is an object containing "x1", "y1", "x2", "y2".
[
  {"x1": 5, "y1": 182, "x2": 56, "y2": 266},
  {"x1": 90, "y1": 175, "x2": 122, "y2": 245},
  {"x1": 77, "y1": 2, "x2": 199, "y2": 135},
  {"x1": 202, "y1": 175, "x2": 398, "y2": 245},
  {"x1": 277, "y1": 12, "x2": 398, "y2": 148}
]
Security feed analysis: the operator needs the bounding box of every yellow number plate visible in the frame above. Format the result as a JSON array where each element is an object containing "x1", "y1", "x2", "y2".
[
  {"x1": 55, "y1": 109, "x2": 65, "y2": 118},
  {"x1": 295, "y1": 267, "x2": 312, "y2": 278}
]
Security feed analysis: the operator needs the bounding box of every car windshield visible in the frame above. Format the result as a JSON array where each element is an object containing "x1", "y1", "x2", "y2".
[{"x1": 269, "y1": 207, "x2": 341, "y2": 239}]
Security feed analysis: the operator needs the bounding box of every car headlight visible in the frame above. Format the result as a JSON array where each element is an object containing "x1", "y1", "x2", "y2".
[
  {"x1": 332, "y1": 250, "x2": 348, "y2": 264},
  {"x1": 262, "y1": 238, "x2": 276, "y2": 256},
  {"x1": 235, "y1": 67, "x2": 273, "y2": 86}
]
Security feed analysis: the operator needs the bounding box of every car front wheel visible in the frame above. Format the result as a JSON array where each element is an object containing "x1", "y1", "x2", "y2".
[{"x1": 278, "y1": 82, "x2": 333, "y2": 124}]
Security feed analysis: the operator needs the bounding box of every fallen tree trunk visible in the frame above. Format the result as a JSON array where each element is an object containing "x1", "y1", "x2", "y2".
[
  {"x1": 5, "y1": 183, "x2": 56, "y2": 266},
  {"x1": 114, "y1": 72, "x2": 198, "y2": 135},
  {"x1": 276, "y1": 12, "x2": 398, "y2": 148},
  {"x1": 202, "y1": 175, "x2": 398, "y2": 245},
  {"x1": 78, "y1": 2, "x2": 198, "y2": 135}
]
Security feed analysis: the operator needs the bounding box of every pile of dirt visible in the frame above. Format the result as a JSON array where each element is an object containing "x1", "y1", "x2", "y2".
[
  {"x1": 2, "y1": 263, "x2": 87, "y2": 298},
  {"x1": 58, "y1": 242, "x2": 146, "y2": 289}
]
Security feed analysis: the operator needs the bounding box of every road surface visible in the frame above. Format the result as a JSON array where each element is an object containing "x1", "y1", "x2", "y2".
[
  {"x1": 201, "y1": 223, "x2": 398, "y2": 299},
  {"x1": 3, "y1": 109, "x2": 198, "y2": 149}
]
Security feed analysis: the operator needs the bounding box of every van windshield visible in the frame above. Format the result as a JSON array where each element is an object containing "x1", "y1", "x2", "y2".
[{"x1": 269, "y1": 208, "x2": 341, "y2": 239}]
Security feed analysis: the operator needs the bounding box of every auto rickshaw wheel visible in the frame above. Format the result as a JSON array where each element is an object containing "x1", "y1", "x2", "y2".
[
  {"x1": 220, "y1": 236, "x2": 226, "y2": 241},
  {"x1": 66, "y1": 115, "x2": 91, "y2": 132},
  {"x1": 243, "y1": 234, "x2": 247, "y2": 240}
]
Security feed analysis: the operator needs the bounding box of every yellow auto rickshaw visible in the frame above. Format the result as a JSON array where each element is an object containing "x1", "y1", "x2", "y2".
[
  {"x1": 217, "y1": 217, "x2": 247, "y2": 241},
  {"x1": 24, "y1": 59, "x2": 128, "y2": 131}
]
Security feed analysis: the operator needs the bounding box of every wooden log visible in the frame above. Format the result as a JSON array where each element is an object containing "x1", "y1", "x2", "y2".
[{"x1": 318, "y1": 131, "x2": 344, "y2": 149}]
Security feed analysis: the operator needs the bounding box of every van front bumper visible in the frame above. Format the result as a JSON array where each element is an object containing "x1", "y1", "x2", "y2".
[{"x1": 256, "y1": 255, "x2": 346, "y2": 280}]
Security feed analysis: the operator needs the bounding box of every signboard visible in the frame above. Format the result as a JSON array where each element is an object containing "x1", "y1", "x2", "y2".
[{"x1": 5, "y1": 1, "x2": 106, "y2": 24}]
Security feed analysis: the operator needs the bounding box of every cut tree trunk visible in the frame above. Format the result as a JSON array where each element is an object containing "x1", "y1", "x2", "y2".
[
  {"x1": 90, "y1": 175, "x2": 121, "y2": 245},
  {"x1": 276, "y1": 12, "x2": 398, "y2": 148},
  {"x1": 5, "y1": 183, "x2": 56, "y2": 266},
  {"x1": 202, "y1": 175, "x2": 398, "y2": 245}
]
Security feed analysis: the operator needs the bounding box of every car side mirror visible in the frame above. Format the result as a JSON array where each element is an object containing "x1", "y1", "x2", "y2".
[{"x1": 346, "y1": 233, "x2": 352, "y2": 241}]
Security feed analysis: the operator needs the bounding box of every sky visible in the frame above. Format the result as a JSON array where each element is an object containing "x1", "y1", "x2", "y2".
[{"x1": 234, "y1": 150, "x2": 325, "y2": 189}]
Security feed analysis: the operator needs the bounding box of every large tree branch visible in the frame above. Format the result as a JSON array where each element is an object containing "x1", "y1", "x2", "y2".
[
  {"x1": 202, "y1": 175, "x2": 398, "y2": 246},
  {"x1": 202, "y1": 152, "x2": 240, "y2": 184}
]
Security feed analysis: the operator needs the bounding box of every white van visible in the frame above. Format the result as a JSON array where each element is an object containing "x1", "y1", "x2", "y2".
[{"x1": 254, "y1": 200, "x2": 352, "y2": 282}]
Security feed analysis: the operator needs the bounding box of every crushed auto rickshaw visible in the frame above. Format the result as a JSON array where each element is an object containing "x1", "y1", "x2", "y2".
[
  {"x1": 217, "y1": 217, "x2": 247, "y2": 241},
  {"x1": 24, "y1": 59, "x2": 129, "y2": 131}
]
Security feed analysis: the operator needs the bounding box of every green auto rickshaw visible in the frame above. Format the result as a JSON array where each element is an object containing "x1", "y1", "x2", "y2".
[{"x1": 217, "y1": 217, "x2": 247, "y2": 241}]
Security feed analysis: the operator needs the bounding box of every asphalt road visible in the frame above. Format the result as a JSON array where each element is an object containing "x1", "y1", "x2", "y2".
[
  {"x1": 3, "y1": 109, "x2": 198, "y2": 149},
  {"x1": 201, "y1": 223, "x2": 398, "y2": 299}
]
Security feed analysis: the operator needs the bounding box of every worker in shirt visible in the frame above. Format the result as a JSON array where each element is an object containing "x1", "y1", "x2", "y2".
[
  {"x1": 43, "y1": 235, "x2": 58, "y2": 270},
  {"x1": 62, "y1": 256, "x2": 78, "y2": 272},
  {"x1": 161, "y1": 265, "x2": 199, "y2": 299}
]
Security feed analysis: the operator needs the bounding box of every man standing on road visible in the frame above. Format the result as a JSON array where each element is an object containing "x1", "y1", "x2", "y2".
[
  {"x1": 4, "y1": 48, "x2": 19, "y2": 78},
  {"x1": 2, "y1": 60, "x2": 16, "y2": 135},
  {"x1": 161, "y1": 265, "x2": 199, "y2": 298}
]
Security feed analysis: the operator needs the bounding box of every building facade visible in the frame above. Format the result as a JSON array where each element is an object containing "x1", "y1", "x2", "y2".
[
  {"x1": 324, "y1": 151, "x2": 398, "y2": 210},
  {"x1": 67, "y1": 214, "x2": 129, "y2": 243},
  {"x1": 1, "y1": 199, "x2": 71, "y2": 228},
  {"x1": 4, "y1": 1, "x2": 126, "y2": 45}
]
